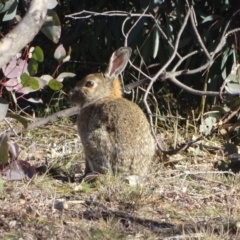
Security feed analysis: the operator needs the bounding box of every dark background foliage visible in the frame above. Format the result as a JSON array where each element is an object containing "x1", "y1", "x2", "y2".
[{"x1": 1, "y1": 0, "x2": 240, "y2": 117}]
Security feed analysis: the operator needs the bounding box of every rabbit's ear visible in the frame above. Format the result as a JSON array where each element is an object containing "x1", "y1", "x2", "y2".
[{"x1": 105, "y1": 47, "x2": 132, "y2": 81}]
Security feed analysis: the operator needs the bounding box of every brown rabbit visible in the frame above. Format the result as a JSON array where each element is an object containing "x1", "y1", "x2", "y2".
[{"x1": 70, "y1": 47, "x2": 155, "y2": 176}]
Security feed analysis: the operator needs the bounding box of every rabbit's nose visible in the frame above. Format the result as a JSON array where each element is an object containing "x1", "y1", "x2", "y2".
[
  {"x1": 69, "y1": 88, "x2": 82, "y2": 104},
  {"x1": 69, "y1": 89, "x2": 77, "y2": 99},
  {"x1": 69, "y1": 88, "x2": 77, "y2": 96},
  {"x1": 69, "y1": 90, "x2": 73, "y2": 98}
]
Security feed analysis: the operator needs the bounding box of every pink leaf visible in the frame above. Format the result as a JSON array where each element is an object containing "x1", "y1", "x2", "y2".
[
  {"x1": 2, "y1": 160, "x2": 36, "y2": 181},
  {"x1": 8, "y1": 141, "x2": 19, "y2": 160},
  {"x1": 2, "y1": 59, "x2": 28, "y2": 78},
  {"x1": 2, "y1": 78, "x2": 22, "y2": 91}
]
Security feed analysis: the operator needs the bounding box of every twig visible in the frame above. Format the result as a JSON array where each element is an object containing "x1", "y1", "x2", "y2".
[
  {"x1": 152, "y1": 14, "x2": 182, "y2": 59},
  {"x1": 4, "y1": 118, "x2": 18, "y2": 136},
  {"x1": 7, "y1": 106, "x2": 79, "y2": 136},
  {"x1": 167, "y1": 76, "x2": 220, "y2": 96},
  {"x1": 213, "y1": 104, "x2": 240, "y2": 132},
  {"x1": 65, "y1": 10, "x2": 153, "y2": 19},
  {"x1": 123, "y1": 6, "x2": 149, "y2": 46},
  {"x1": 66, "y1": 6, "x2": 240, "y2": 100},
  {"x1": 214, "y1": 8, "x2": 240, "y2": 55},
  {"x1": 152, "y1": 9, "x2": 192, "y2": 83},
  {"x1": 172, "y1": 50, "x2": 199, "y2": 71},
  {"x1": 173, "y1": 61, "x2": 213, "y2": 76},
  {"x1": 190, "y1": 6, "x2": 212, "y2": 61},
  {"x1": 142, "y1": 8, "x2": 191, "y2": 152}
]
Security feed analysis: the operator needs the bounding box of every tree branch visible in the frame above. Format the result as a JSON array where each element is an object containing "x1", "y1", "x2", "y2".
[
  {"x1": 189, "y1": 6, "x2": 211, "y2": 61},
  {"x1": 0, "y1": 0, "x2": 47, "y2": 68},
  {"x1": 7, "y1": 106, "x2": 79, "y2": 136}
]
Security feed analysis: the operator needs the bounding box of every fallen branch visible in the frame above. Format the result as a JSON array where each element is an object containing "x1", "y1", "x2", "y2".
[{"x1": 8, "y1": 106, "x2": 79, "y2": 136}]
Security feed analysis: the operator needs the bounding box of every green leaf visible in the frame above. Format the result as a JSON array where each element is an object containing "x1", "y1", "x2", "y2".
[
  {"x1": 225, "y1": 82, "x2": 240, "y2": 95},
  {"x1": 6, "y1": 113, "x2": 28, "y2": 128},
  {"x1": 201, "y1": 15, "x2": 221, "y2": 24},
  {"x1": 21, "y1": 73, "x2": 40, "y2": 90},
  {"x1": 0, "y1": 0, "x2": 14, "y2": 14},
  {"x1": 47, "y1": 0, "x2": 58, "y2": 9},
  {"x1": 0, "y1": 98, "x2": 8, "y2": 121},
  {"x1": 54, "y1": 44, "x2": 66, "y2": 62},
  {"x1": 28, "y1": 58, "x2": 38, "y2": 76},
  {"x1": 32, "y1": 46, "x2": 44, "y2": 62},
  {"x1": 20, "y1": 72, "x2": 30, "y2": 86},
  {"x1": 2, "y1": 0, "x2": 18, "y2": 21},
  {"x1": 166, "y1": 16, "x2": 174, "y2": 43},
  {"x1": 29, "y1": 77, "x2": 40, "y2": 90},
  {"x1": 41, "y1": 10, "x2": 61, "y2": 43},
  {"x1": 221, "y1": 48, "x2": 233, "y2": 80},
  {"x1": 48, "y1": 79, "x2": 63, "y2": 90},
  {"x1": 152, "y1": 28, "x2": 160, "y2": 59},
  {"x1": 0, "y1": 135, "x2": 9, "y2": 164}
]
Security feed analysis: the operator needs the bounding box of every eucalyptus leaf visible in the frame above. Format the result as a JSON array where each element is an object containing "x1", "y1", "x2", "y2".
[
  {"x1": 41, "y1": 10, "x2": 61, "y2": 43},
  {"x1": 28, "y1": 58, "x2": 38, "y2": 76},
  {"x1": 6, "y1": 113, "x2": 28, "y2": 128},
  {"x1": 56, "y1": 72, "x2": 76, "y2": 81},
  {"x1": 0, "y1": 0, "x2": 14, "y2": 14},
  {"x1": 47, "y1": 0, "x2": 58, "y2": 9},
  {"x1": 32, "y1": 46, "x2": 44, "y2": 62},
  {"x1": 2, "y1": 160, "x2": 36, "y2": 180},
  {"x1": 225, "y1": 82, "x2": 240, "y2": 95},
  {"x1": 201, "y1": 15, "x2": 221, "y2": 24},
  {"x1": 152, "y1": 28, "x2": 160, "y2": 59},
  {"x1": 2, "y1": 0, "x2": 18, "y2": 21},
  {"x1": 20, "y1": 72, "x2": 30, "y2": 86},
  {"x1": 48, "y1": 79, "x2": 63, "y2": 90},
  {"x1": 27, "y1": 98, "x2": 43, "y2": 104},
  {"x1": 54, "y1": 44, "x2": 66, "y2": 62},
  {"x1": 21, "y1": 74, "x2": 39, "y2": 90},
  {"x1": 0, "y1": 135, "x2": 9, "y2": 164}
]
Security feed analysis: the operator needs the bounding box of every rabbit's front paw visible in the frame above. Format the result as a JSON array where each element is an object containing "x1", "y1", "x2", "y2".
[{"x1": 86, "y1": 156, "x2": 112, "y2": 174}]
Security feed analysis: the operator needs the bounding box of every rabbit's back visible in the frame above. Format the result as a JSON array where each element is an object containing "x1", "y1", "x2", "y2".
[{"x1": 78, "y1": 97, "x2": 155, "y2": 175}]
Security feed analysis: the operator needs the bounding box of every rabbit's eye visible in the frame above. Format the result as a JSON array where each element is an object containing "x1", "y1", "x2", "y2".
[{"x1": 85, "y1": 81, "x2": 94, "y2": 88}]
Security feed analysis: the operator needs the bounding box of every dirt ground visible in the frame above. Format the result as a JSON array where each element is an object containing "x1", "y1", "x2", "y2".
[{"x1": 1, "y1": 119, "x2": 240, "y2": 240}]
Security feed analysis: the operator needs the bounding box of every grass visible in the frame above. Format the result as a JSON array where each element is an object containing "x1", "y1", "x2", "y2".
[{"x1": 1, "y1": 119, "x2": 240, "y2": 239}]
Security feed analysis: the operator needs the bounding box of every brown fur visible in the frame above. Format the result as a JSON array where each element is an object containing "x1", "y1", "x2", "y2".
[
  {"x1": 112, "y1": 78, "x2": 122, "y2": 98},
  {"x1": 70, "y1": 47, "x2": 155, "y2": 176},
  {"x1": 77, "y1": 97, "x2": 155, "y2": 175}
]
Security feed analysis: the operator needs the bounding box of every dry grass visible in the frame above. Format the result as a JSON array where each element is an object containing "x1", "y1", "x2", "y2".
[{"x1": 1, "y1": 118, "x2": 240, "y2": 239}]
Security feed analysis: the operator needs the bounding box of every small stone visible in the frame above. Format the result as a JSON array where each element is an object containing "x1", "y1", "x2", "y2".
[
  {"x1": 9, "y1": 220, "x2": 17, "y2": 228},
  {"x1": 73, "y1": 184, "x2": 83, "y2": 192},
  {"x1": 236, "y1": 221, "x2": 240, "y2": 228},
  {"x1": 63, "y1": 201, "x2": 69, "y2": 210}
]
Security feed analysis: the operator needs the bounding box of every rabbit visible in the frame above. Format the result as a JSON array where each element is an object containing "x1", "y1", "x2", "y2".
[{"x1": 70, "y1": 47, "x2": 155, "y2": 176}]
